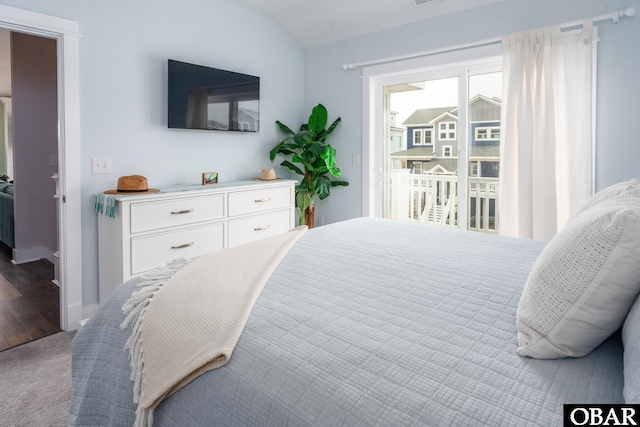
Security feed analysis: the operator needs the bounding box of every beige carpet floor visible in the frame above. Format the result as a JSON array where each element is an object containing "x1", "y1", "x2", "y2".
[{"x1": 0, "y1": 331, "x2": 76, "y2": 427}]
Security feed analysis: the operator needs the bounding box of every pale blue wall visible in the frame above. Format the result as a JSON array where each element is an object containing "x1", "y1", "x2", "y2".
[
  {"x1": 2, "y1": 0, "x2": 638, "y2": 309},
  {"x1": 304, "y1": 0, "x2": 640, "y2": 225},
  {"x1": 0, "y1": 0, "x2": 305, "y2": 307}
]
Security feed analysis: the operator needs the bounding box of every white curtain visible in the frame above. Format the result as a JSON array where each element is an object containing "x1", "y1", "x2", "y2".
[{"x1": 499, "y1": 20, "x2": 594, "y2": 241}]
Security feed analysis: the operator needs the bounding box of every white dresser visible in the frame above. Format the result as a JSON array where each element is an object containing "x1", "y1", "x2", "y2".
[{"x1": 98, "y1": 179, "x2": 296, "y2": 304}]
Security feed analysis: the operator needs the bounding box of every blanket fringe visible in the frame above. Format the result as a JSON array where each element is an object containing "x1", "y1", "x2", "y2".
[{"x1": 120, "y1": 257, "x2": 191, "y2": 426}]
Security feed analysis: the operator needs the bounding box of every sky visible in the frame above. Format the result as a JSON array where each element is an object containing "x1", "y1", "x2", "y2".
[{"x1": 390, "y1": 72, "x2": 502, "y2": 126}]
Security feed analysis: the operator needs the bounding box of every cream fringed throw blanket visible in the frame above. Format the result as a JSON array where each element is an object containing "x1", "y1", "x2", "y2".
[{"x1": 120, "y1": 226, "x2": 307, "y2": 427}]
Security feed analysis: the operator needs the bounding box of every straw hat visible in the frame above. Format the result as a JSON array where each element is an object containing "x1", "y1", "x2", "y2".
[
  {"x1": 104, "y1": 175, "x2": 159, "y2": 194},
  {"x1": 255, "y1": 168, "x2": 281, "y2": 181}
]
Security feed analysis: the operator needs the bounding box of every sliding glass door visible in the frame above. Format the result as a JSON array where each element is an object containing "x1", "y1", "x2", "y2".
[
  {"x1": 383, "y1": 76, "x2": 460, "y2": 226},
  {"x1": 467, "y1": 71, "x2": 502, "y2": 232},
  {"x1": 371, "y1": 57, "x2": 502, "y2": 232}
]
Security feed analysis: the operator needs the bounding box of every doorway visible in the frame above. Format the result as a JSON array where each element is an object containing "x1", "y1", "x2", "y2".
[
  {"x1": 0, "y1": 4, "x2": 82, "y2": 331},
  {"x1": 0, "y1": 29, "x2": 61, "y2": 350},
  {"x1": 381, "y1": 70, "x2": 503, "y2": 233},
  {"x1": 362, "y1": 49, "x2": 503, "y2": 233}
]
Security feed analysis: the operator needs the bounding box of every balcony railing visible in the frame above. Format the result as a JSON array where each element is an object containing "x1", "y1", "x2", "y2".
[{"x1": 389, "y1": 169, "x2": 499, "y2": 233}]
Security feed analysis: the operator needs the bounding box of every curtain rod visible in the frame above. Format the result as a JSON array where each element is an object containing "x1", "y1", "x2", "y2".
[{"x1": 342, "y1": 6, "x2": 636, "y2": 71}]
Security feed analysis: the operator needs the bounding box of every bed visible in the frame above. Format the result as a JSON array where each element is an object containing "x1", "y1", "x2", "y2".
[{"x1": 69, "y1": 191, "x2": 640, "y2": 426}]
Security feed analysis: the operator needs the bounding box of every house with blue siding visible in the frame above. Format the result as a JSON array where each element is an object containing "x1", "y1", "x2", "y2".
[{"x1": 391, "y1": 95, "x2": 501, "y2": 177}]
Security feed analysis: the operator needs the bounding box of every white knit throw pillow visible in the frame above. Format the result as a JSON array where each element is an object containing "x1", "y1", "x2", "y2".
[
  {"x1": 516, "y1": 200, "x2": 640, "y2": 359},
  {"x1": 576, "y1": 178, "x2": 640, "y2": 216}
]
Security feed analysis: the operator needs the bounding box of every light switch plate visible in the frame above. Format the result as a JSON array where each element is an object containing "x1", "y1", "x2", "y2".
[{"x1": 92, "y1": 157, "x2": 111, "y2": 174}]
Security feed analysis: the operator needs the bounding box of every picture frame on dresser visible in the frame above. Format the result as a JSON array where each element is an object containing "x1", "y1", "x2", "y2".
[{"x1": 202, "y1": 172, "x2": 218, "y2": 185}]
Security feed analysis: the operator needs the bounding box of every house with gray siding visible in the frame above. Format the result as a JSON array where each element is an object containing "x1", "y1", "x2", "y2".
[{"x1": 392, "y1": 95, "x2": 501, "y2": 177}]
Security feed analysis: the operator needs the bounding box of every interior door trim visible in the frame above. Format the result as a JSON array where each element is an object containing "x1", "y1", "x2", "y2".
[{"x1": 0, "y1": 4, "x2": 83, "y2": 331}]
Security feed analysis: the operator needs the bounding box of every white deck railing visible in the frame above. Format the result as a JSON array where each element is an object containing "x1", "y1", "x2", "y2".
[
  {"x1": 390, "y1": 169, "x2": 499, "y2": 232},
  {"x1": 468, "y1": 177, "x2": 499, "y2": 232}
]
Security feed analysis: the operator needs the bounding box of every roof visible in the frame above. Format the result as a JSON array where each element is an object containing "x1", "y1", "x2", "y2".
[
  {"x1": 423, "y1": 158, "x2": 459, "y2": 174},
  {"x1": 429, "y1": 111, "x2": 459, "y2": 125},
  {"x1": 392, "y1": 145, "x2": 499, "y2": 160},
  {"x1": 402, "y1": 95, "x2": 503, "y2": 127},
  {"x1": 390, "y1": 147, "x2": 435, "y2": 158},
  {"x1": 469, "y1": 94, "x2": 502, "y2": 107},
  {"x1": 470, "y1": 145, "x2": 500, "y2": 158},
  {"x1": 402, "y1": 107, "x2": 455, "y2": 126}
]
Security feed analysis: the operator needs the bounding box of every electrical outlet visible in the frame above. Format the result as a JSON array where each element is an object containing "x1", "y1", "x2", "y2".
[
  {"x1": 352, "y1": 153, "x2": 360, "y2": 166},
  {"x1": 92, "y1": 157, "x2": 111, "y2": 174}
]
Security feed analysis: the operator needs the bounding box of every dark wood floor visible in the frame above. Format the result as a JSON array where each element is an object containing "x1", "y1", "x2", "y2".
[{"x1": 0, "y1": 243, "x2": 60, "y2": 352}]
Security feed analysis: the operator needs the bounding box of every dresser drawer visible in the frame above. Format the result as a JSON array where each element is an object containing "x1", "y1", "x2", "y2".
[
  {"x1": 130, "y1": 195, "x2": 224, "y2": 233},
  {"x1": 228, "y1": 186, "x2": 292, "y2": 217},
  {"x1": 228, "y1": 210, "x2": 291, "y2": 247},
  {"x1": 130, "y1": 222, "x2": 224, "y2": 275},
  {"x1": 99, "y1": 180, "x2": 296, "y2": 304}
]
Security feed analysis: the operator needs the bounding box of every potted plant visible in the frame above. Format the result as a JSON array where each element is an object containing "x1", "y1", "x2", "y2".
[{"x1": 270, "y1": 103, "x2": 348, "y2": 228}]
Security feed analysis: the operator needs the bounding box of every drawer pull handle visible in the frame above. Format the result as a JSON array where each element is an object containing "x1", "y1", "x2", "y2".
[
  {"x1": 171, "y1": 242, "x2": 195, "y2": 249},
  {"x1": 254, "y1": 225, "x2": 270, "y2": 231},
  {"x1": 171, "y1": 209, "x2": 194, "y2": 215},
  {"x1": 254, "y1": 198, "x2": 271, "y2": 203}
]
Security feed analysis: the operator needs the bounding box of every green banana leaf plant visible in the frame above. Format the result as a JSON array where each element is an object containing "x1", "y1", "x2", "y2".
[{"x1": 270, "y1": 103, "x2": 348, "y2": 228}]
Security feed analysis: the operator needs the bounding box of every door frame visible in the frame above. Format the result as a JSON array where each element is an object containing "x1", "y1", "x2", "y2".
[
  {"x1": 0, "y1": 5, "x2": 82, "y2": 331},
  {"x1": 361, "y1": 44, "x2": 502, "y2": 228}
]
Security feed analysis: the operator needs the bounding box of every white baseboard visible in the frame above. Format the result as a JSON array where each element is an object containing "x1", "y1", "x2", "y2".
[
  {"x1": 11, "y1": 246, "x2": 54, "y2": 265},
  {"x1": 82, "y1": 303, "x2": 99, "y2": 322},
  {"x1": 66, "y1": 301, "x2": 85, "y2": 331}
]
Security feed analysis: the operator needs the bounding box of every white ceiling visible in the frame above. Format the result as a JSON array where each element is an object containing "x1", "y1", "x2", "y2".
[{"x1": 228, "y1": 0, "x2": 505, "y2": 49}]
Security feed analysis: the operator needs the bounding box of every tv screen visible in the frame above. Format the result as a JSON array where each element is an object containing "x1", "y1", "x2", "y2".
[{"x1": 168, "y1": 59, "x2": 260, "y2": 132}]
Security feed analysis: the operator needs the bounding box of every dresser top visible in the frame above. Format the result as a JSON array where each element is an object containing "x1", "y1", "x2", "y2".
[{"x1": 105, "y1": 179, "x2": 296, "y2": 202}]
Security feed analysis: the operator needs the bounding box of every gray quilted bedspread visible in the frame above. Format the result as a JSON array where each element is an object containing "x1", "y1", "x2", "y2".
[{"x1": 69, "y1": 218, "x2": 624, "y2": 426}]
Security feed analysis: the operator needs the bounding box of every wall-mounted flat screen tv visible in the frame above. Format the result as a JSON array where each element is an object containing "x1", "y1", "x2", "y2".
[{"x1": 168, "y1": 59, "x2": 260, "y2": 132}]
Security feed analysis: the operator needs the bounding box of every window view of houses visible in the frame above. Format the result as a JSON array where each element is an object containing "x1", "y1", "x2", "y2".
[{"x1": 385, "y1": 73, "x2": 501, "y2": 233}]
